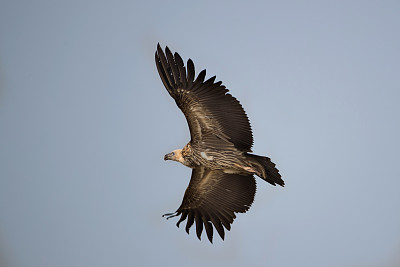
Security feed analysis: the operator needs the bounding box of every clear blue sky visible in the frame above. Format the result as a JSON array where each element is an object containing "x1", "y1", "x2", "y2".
[{"x1": 1, "y1": 1, "x2": 399, "y2": 266}]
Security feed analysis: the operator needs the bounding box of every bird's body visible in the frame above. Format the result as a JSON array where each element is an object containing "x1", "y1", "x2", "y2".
[
  {"x1": 155, "y1": 44, "x2": 284, "y2": 242},
  {"x1": 167, "y1": 142, "x2": 246, "y2": 170},
  {"x1": 167, "y1": 142, "x2": 263, "y2": 177}
]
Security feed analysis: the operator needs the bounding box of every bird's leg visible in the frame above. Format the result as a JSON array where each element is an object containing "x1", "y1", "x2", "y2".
[{"x1": 162, "y1": 212, "x2": 179, "y2": 220}]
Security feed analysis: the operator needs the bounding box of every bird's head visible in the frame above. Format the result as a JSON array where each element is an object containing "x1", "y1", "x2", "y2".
[{"x1": 164, "y1": 149, "x2": 184, "y2": 163}]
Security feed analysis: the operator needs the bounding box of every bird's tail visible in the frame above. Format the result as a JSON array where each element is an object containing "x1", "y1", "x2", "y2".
[{"x1": 246, "y1": 154, "x2": 284, "y2": 186}]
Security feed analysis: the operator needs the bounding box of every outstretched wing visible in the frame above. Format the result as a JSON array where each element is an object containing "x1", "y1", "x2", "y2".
[
  {"x1": 155, "y1": 44, "x2": 253, "y2": 152},
  {"x1": 163, "y1": 167, "x2": 256, "y2": 243}
]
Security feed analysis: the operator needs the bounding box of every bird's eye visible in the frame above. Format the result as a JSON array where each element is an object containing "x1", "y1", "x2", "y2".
[{"x1": 171, "y1": 152, "x2": 175, "y2": 156}]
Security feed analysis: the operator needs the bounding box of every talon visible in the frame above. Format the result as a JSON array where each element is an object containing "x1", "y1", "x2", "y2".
[{"x1": 162, "y1": 212, "x2": 178, "y2": 219}]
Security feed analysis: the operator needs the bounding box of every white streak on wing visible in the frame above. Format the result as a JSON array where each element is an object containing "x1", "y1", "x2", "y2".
[
  {"x1": 223, "y1": 169, "x2": 240, "y2": 174},
  {"x1": 200, "y1": 151, "x2": 213, "y2": 160}
]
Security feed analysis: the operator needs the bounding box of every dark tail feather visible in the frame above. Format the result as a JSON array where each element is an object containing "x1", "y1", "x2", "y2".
[{"x1": 246, "y1": 154, "x2": 285, "y2": 186}]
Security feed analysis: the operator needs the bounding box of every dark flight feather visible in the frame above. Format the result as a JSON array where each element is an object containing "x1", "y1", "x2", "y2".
[
  {"x1": 155, "y1": 43, "x2": 253, "y2": 152},
  {"x1": 168, "y1": 167, "x2": 256, "y2": 242}
]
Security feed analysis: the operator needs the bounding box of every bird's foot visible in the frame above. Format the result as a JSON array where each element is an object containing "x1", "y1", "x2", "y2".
[{"x1": 162, "y1": 212, "x2": 178, "y2": 220}]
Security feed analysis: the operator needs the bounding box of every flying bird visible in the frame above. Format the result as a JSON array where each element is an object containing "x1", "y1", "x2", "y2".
[{"x1": 155, "y1": 44, "x2": 284, "y2": 243}]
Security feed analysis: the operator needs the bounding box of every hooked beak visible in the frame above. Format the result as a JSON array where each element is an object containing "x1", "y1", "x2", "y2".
[{"x1": 164, "y1": 152, "x2": 174, "y2": 161}]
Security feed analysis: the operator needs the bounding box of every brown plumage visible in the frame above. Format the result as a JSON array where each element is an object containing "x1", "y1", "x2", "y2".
[{"x1": 156, "y1": 44, "x2": 284, "y2": 243}]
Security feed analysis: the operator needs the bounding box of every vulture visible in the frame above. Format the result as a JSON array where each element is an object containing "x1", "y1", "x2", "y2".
[{"x1": 155, "y1": 44, "x2": 284, "y2": 243}]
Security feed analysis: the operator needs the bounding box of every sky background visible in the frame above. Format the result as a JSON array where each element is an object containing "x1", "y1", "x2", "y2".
[{"x1": 1, "y1": 1, "x2": 400, "y2": 266}]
